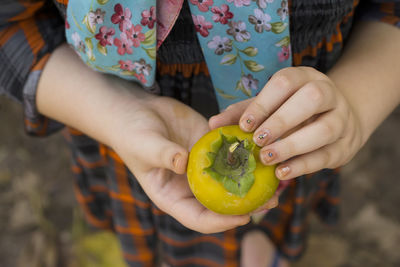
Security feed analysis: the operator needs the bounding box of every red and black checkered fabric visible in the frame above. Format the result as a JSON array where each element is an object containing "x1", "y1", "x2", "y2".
[{"x1": 1, "y1": 0, "x2": 399, "y2": 266}]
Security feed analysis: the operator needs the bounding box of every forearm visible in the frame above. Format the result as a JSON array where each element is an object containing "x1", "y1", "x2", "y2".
[
  {"x1": 36, "y1": 44, "x2": 151, "y2": 146},
  {"x1": 328, "y1": 21, "x2": 400, "y2": 144}
]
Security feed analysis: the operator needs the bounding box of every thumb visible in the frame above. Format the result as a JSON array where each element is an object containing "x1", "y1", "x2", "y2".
[
  {"x1": 209, "y1": 99, "x2": 252, "y2": 130},
  {"x1": 133, "y1": 131, "x2": 188, "y2": 174}
]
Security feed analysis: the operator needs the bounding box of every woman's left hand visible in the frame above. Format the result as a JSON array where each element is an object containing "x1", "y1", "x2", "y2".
[{"x1": 210, "y1": 66, "x2": 364, "y2": 180}]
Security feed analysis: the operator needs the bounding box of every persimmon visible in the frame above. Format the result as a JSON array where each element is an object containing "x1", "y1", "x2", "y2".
[{"x1": 187, "y1": 125, "x2": 279, "y2": 215}]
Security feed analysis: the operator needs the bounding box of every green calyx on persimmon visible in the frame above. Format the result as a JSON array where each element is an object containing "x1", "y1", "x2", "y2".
[
  {"x1": 187, "y1": 125, "x2": 279, "y2": 215},
  {"x1": 204, "y1": 131, "x2": 256, "y2": 198}
]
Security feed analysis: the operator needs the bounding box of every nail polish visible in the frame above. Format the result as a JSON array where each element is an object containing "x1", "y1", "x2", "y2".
[
  {"x1": 277, "y1": 166, "x2": 290, "y2": 179},
  {"x1": 254, "y1": 130, "x2": 269, "y2": 146},
  {"x1": 173, "y1": 153, "x2": 181, "y2": 169},
  {"x1": 263, "y1": 149, "x2": 276, "y2": 163},
  {"x1": 258, "y1": 132, "x2": 268, "y2": 140},
  {"x1": 240, "y1": 115, "x2": 255, "y2": 131}
]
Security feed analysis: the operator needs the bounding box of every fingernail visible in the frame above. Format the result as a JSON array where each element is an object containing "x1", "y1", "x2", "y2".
[
  {"x1": 254, "y1": 130, "x2": 269, "y2": 146},
  {"x1": 173, "y1": 153, "x2": 181, "y2": 169},
  {"x1": 240, "y1": 115, "x2": 255, "y2": 132},
  {"x1": 277, "y1": 165, "x2": 290, "y2": 179},
  {"x1": 262, "y1": 149, "x2": 276, "y2": 164}
]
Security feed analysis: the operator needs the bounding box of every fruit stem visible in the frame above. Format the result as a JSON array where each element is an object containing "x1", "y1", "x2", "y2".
[{"x1": 227, "y1": 141, "x2": 240, "y2": 166}]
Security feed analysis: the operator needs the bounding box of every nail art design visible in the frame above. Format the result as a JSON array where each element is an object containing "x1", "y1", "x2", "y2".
[
  {"x1": 240, "y1": 115, "x2": 255, "y2": 131},
  {"x1": 258, "y1": 132, "x2": 268, "y2": 140},
  {"x1": 277, "y1": 166, "x2": 290, "y2": 178},
  {"x1": 263, "y1": 149, "x2": 276, "y2": 163}
]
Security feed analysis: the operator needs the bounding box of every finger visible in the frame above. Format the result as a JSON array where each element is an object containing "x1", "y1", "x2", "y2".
[
  {"x1": 151, "y1": 172, "x2": 250, "y2": 234},
  {"x1": 133, "y1": 131, "x2": 188, "y2": 174},
  {"x1": 209, "y1": 99, "x2": 252, "y2": 130},
  {"x1": 253, "y1": 80, "x2": 336, "y2": 147},
  {"x1": 169, "y1": 197, "x2": 250, "y2": 234},
  {"x1": 239, "y1": 67, "x2": 326, "y2": 132},
  {"x1": 250, "y1": 195, "x2": 279, "y2": 215},
  {"x1": 259, "y1": 112, "x2": 344, "y2": 166},
  {"x1": 274, "y1": 141, "x2": 345, "y2": 180}
]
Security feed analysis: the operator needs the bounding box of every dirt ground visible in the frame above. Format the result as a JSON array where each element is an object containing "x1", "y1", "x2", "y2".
[{"x1": 1, "y1": 95, "x2": 399, "y2": 267}]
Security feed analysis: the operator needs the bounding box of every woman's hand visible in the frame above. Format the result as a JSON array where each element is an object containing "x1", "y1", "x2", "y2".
[
  {"x1": 210, "y1": 66, "x2": 364, "y2": 180},
  {"x1": 37, "y1": 45, "x2": 249, "y2": 233},
  {"x1": 109, "y1": 95, "x2": 250, "y2": 233}
]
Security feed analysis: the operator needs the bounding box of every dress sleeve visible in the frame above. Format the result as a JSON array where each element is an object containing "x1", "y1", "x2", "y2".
[
  {"x1": 358, "y1": 0, "x2": 400, "y2": 28},
  {"x1": 0, "y1": 0, "x2": 66, "y2": 136}
]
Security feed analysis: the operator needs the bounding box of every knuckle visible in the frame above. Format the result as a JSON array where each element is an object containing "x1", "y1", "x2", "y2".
[
  {"x1": 319, "y1": 121, "x2": 336, "y2": 142},
  {"x1": 270, "y1": 114, "x2": 287, "y2": 133},
  {"x1": 327, "y1": 149, "x2": 345, "y2": 169},
  {"x1": 299, "y1": 66, "x2": 316, "y2": 74},
  {"x1": 304, "y1": 82, "x2": 325, "y2": 105},
  {"x1": 301, "y1": 66, "x2": 329, "y2": 80},
  {"x1": 271, "y1": 70, "x2": 296, "y2": 91},
  {"x1": 300, "y1": 158, "x2": 311, "y2": 174},
  {"x1": 335, "y1": 117, "x2": 347, "y2": 139},
  {"x1": 284, "y1": 139, "x2": 297, "y2": 158},
  {"x1": 321, "y1": 149, "x2": 332, "y2": 168},
  {"x1": 253, "y1": 99, "x2": 267, "y2": 113}
]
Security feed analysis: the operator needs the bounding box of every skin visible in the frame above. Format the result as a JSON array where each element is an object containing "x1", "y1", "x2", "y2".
[
  {"x1": 210, "y1": 21, "x2": 400, "y2": 267},
  {"x1": 210, "y1": 21, "x2": 400, "y2": 183},
  {"x1": 36, "y1": 20, "x2": 400, "y2": 265}
]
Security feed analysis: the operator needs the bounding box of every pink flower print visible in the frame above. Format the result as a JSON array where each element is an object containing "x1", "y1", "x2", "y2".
[
  {"x1": 211, "y1": 4, "x2": 233, "y2": 25},
  {"x1": 278, "y1": 45, "x2": 290, "y2": 62},
  {"x1": 111, "y1": 4, "x2": 132, "y2": 31},
  {"x1": 126, "y1": 25, "x2": 145, "y2": 48},
  {"x1": 190, "y1": 0, "x2": 214, "y2": 12},
  {"x1": 192, "y1": 15, "x2": 213, "y2": 37},
  {"x1": 227, "y1": 0, "x2": 251, "y2": 8},
  {"x1": 241, "y1": 74, "x2": 259, "y2": 95},
  {"x1": 95, "y1": 26, "x2": 115, "y2": 46},
  {"x1": 207, "y1": 36, "x2": 232, "y2": 55},
  {"x1": 89, "y1": 8, "x2": 105, "y2": 26},
  {"x1": 135, "y1": 73, "x2": 147, "y2": 84},
  {"x1": 119, "y1": 60, "x2": 134, "y2": 71},
  {"x1": 248, "y1": 9, "x2": 271, "y2": 33},
  {"x1": 114, "y1": 32, "x2": 133, "y2": 55},
  {"x1": 134, "y1": 59, "x2": 152, "y2": 76},
  {"x1": 227, "y1": 21, "x2": 250, "y2": 42},
  {"x1": 141, "y1": 6, "x2": 156, "y2": 29}
]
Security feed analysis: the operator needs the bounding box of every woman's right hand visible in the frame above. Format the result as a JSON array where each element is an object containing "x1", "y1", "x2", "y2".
[{"x1": 108, "y1": 94, "x2": 250, "y2": 233}]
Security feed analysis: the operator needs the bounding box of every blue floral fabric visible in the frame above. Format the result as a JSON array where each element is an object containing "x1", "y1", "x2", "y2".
[
  {"x1": 189, "y1": 0, "x2": 291, "y2": 110},
  {"x1": 65, "y1": 0, "x2": 291, "y2": 110},
  {"x1": 66, "y1": 0, "x2": 157, "y2": 88}
]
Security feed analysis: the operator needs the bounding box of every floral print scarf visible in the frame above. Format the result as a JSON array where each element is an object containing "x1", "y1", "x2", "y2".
[{"x1": 65, "y1": 0, "x2": 291, "y2": 110}]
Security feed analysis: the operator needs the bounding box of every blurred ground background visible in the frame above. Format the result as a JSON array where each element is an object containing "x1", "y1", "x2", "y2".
[{"x1": 0, "y1": 95, "x2": 399, "y2": 267}]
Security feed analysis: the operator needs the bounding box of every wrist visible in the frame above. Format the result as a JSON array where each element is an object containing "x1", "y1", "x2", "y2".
[
  {"x1": 36, "y1": 44, "x2": 155, "y2": 147},
  {"x1": 104, "y1": 77, "x2": 158, "y2": 150}
]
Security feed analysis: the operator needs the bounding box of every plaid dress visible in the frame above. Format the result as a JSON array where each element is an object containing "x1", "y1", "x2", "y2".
[{"x1": 1, "y1": 0, "x2": 400, "y2": 266}]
